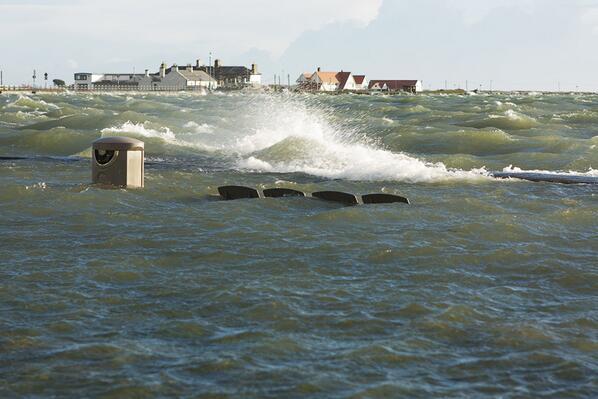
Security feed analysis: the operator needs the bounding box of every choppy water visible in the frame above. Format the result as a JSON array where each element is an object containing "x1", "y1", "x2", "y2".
[{"x1": 1, "y1": 91, "x2": 596, "y2": 398}]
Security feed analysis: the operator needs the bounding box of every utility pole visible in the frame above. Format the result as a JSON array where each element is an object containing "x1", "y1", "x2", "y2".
[
  {"x1": 287, "y1": 74, "x2": 290, "y2": 89},
  {"x1": 209, "y1": 52, "x2": 213, "y2": 90}
]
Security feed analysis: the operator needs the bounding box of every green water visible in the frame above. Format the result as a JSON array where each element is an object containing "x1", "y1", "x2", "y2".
[{"x1": 0, "y1": 91, "x2": 596, "y2": 398}]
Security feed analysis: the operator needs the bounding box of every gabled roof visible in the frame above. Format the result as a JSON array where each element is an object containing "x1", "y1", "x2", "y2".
[
  {"x1": 314, "y1": 71, "x2": 340, "y2": 85},
  {"x1": 336, "y1": 71, "x2": 352, "y2": 90},
  {"x1": 177, "y1": 69, "x2": 216, "y2": 82},
  {"x1": 353, "y1": 75, "x2": 366, "y2": 84}
]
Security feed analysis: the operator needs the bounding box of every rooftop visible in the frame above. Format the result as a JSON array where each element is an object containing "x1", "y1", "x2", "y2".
[
  {"x1": 177, "y1": 69, "x2": 216, "y2": 82},
  {"x1": 369, "y1": 80, "x2": 419, "y2": 90},
  {"x1": 315, "y1": 71, "x2": 340, "y2": 84},
  {"x1": 336, "y1": 71, "x2": 352, "y2": 89}
]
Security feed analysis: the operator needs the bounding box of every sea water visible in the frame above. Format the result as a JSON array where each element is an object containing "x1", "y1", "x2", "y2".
[{"x1": 0, "y1": 91, "x2": 596, "y2": 397}]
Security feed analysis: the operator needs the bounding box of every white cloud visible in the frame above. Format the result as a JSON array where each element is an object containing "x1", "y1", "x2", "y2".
[
  {"x1": 0, "y1": 0, "x2": 383, "y2": 82},
  {"x1": 581, "y1": 7, "x2": 598, "y2": 34},
  {"x1": 0, "y1": 0, "x2": 382, "y2": 55},
  {"x1": 446, "y1": 0, "x2": 535, "y2": 25}
]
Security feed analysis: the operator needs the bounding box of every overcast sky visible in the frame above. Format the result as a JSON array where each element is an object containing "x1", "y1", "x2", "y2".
[{"x1": 1, "y1": 0, "x2": 598, "y2": 90}]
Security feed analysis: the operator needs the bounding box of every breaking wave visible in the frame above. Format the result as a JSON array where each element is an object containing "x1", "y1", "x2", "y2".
[
  {"x1": 501, "y1": 165, "x2": 598, "y2": 177},
  {"x1": 100, "y1": 121, "x2": 216, "y2": 153},
  {"x1": 101, "y1": 121, "x2": 177, "y2": 141},
  {"x1": 462, "y1": 110, "x2": 539, "y2": 130},
  {"x1": 1, "y1": 91, "x2": 595, "y2": 182},
  {"x1": 228, "y1": 95, "x2": 489, "y2": 182},
  {"x1": 5, "y1": 95, "x2": 60, "y2": 111}
]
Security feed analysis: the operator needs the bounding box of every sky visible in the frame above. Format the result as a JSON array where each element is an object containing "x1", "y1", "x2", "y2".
[{"x1": 1, "y1": 0, "x2": 598, "y2": 91}]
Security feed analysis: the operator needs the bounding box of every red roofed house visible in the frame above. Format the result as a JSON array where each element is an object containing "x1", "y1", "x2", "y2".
[
  {"x1": 353, "y1": 75, "x2": 369, "y2": 91},
  {"x1": 336, "y1": 71, "x2": 357, "y2": 91},
  {"x1": 298, "y1": 67, "x2": 364, "y2": 91},
  {"x1": 368, "y1": 80, "x2": 423, "y2": 93},
  {"x1": 309, "y1": 68, "x2": 341, "y2": 91}
]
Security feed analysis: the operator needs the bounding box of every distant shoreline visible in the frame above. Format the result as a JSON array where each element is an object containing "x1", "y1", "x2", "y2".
[{"x1": 0, "y1": 87, "x2": 596, "y2": 96}]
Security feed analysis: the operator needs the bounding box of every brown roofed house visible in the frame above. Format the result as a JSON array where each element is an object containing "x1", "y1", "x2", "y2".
[{"x1": 368, "y1": 80, "x2": 422, "y2": 93}]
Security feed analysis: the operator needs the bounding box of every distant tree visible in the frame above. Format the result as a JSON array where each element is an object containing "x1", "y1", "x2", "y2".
[{"x1": 53, "y1": 79, "x2": 66, "y2": 87}]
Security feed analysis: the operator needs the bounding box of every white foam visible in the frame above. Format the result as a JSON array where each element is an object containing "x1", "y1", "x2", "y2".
[
  {"x1": 502, "y1": 165, "x2": 598, "y2": 177},
  {"x1": 100, "y1": 120, "x2": 221, "y2": 152},
  {"x1": 101, "y1": 121, "x2": 176, "y2": 140},
  {"x1": 183, "y1": 121, "x2": 214, "y2": 134},
  {"x1": 25, "y1": 182, "x2": 47, "y2": 190},
  {"x1": 230, "y1": 95, "x2": 490, "y2": 183}
]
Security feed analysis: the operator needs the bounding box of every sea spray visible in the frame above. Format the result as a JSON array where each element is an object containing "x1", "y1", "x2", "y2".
[
  {"x1": 230, "y1": 94, "x2": 489, "y2": 182},
  {"x1": 1, "y1": 91, "x2": 595, "y2": 177},
  {"x1": 100, "y1": 121, "x2": 217, "y2": 154}
]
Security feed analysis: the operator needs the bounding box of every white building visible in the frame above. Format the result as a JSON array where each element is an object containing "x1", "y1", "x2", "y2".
[
  {"x1": 74, "y1": 60, "x2": 219, "y2": 91},
  {"x1": 74, "y1": 73, "x2": 135, "y2": 90},
  {"x1": 310, "y1": 68, "x2": 340, "y2": 91},
  {"x1": 337, "y1": 72, "x2": 357, "y2": 91},
  {"x1": 368, "y1": 80, "x2": 423, "y2": 93},
  {"x1": 296, "y1": 68, "x2": 367, "y2": 92},
  {"x1": 353, "y1": 75, "x2": 369, "y2": 91},
  {"x1": 141, "y1": 63, "x2": 217, "y2": 90}
]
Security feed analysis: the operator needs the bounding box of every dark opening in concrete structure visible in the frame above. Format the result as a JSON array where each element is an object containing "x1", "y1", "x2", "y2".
[{"x1": 218, "y1": 186, "x2": 260, "y2": 200}]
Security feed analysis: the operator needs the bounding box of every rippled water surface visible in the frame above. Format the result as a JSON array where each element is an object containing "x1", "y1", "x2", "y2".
[{"x1": 1, "y1": 91, "x2": 596, "y2": 397}]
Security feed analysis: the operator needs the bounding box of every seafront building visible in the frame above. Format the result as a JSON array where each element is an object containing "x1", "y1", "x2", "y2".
[
  {"x1": 297, "y1": 68, "x2": 367, "y2": 92},
  {"x1": 368, "y1": 80, "x2": 422, "y2": 93},
  {"x1": 353, "y1": 75, "x2": 369, "y2": 90},
  {"x1": 296, "y1": 67, "x2": 420, "y2": 93},
  {"x1": 204, "y1": 60, "x2": 261, "y2": 87},
  {"x1": 74, "y1": 59, "x2": 261, "y2": 91}
]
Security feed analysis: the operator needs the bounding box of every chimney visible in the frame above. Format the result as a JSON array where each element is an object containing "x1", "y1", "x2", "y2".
[
  {"x1": 317, "y1": 66, "x2": 321, "y2": 72},
  {"x1": 144, "y1": 69, "x2": 149, "y2": 77},
  {"x1": 214, "y1": 59, "x2": 221, "y2": 69},
  {"x1": 159, "y1": 62, "x2": 166, "y2": 78},
  {"x1": 196, "y1": 59, "x2": 202, "y2": 68},
  {"x1": 251, "y1": 63, "x2": 258, "y2": 74}
]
